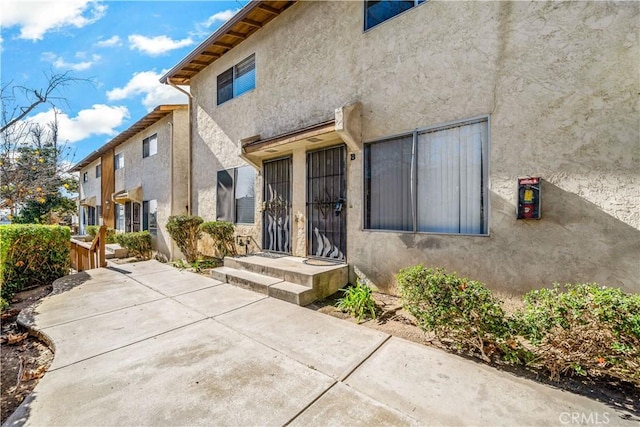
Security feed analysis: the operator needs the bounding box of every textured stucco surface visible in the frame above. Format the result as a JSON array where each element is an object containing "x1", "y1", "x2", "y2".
[
  {"x1": 189, "y1": 1, "x2": 639, "y2": 294},
  {"x1": 78, "y1": 158, "x2": 102, "y2": 232},
  {"x1": 95, "y1": 109, "x2": 189, "y2": 259}
]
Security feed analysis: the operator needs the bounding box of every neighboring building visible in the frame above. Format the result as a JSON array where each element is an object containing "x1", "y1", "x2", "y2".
[
  {"x1": 161, "y1": 1, "x2": 639, "y2": 295},
  {"x1": 71, "y1": 105, "x2": 189, "y2": 259}
]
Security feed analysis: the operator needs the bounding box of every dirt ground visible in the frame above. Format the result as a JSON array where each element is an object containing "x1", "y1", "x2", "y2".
[
  {"x1": 1, "y1": 285, "x2": 54, "y2": 424},
  {"x1": 308, "y1": 292, "x2": 640, "y2": 419}
]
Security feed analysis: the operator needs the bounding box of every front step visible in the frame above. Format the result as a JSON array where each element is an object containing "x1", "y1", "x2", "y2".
[
  {"x1": 211, "y1": 266, "x2": 317, "y2": 306},
  {"x1": 211, "y1": 254, "x2": 348, "y2": 306}
]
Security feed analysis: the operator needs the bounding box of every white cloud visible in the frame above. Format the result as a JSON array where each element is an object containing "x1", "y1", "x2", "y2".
[
  {"x1": 42, "y1": 52, "x2": 100, "y2": 71},
  {"x1": 128, "y1": 34, "x2": 194, "y2": 56},
  {"x1": 106, "y1": 70, "x2": 188, "y2": 111},
  {"x1": 28, "y1": 105, "x2": 129, "y2": 143},
  {"x1": 2, "y1": 0, "x2": 107, "y2": 41},
  {"x1": 202, "y1": 9, "x2": 238, "y2": 28},
  {"x1": 95, "y1": 35, "x2": 121, "y2": 47}
]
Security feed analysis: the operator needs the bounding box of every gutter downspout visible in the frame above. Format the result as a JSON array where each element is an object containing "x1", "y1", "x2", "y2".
[
  {"x1": 167, "y1": 121, "x2": 174, "y2": 260},
  {"x1": 167, "y1": 78, "x2": 193, "y2": 215}
]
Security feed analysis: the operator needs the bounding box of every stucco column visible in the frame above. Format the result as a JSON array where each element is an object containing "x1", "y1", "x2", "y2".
[{"x1": 291, "y1": 147, "x2": 307, "y2": 257}]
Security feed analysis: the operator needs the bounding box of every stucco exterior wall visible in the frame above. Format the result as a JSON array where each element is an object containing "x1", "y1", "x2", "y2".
[
  {"x1": 114, "y1": 109, "x2": 189, "y2": 259},
  {"x1": 189, "y1": 1, "x2": 639, "y2": 294},
  {"x1": 79, "y1": 158, "x2": 102, "y2": 232}
]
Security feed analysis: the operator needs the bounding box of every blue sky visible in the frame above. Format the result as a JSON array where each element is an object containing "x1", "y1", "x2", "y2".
[{"x1": 1, "y1": 0, "x2": 248, "y2": 168}]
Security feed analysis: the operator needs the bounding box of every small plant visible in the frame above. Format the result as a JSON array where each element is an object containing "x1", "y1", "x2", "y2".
[
  {"x1": 190, "y1": 257, "x2": 221, "y2": 272},
  {"x1": 172, "y1": 259, "x2": 189, "y2": 270},
  {"x1": 166, "y1": 215, "x2": 203, "y2": 263},
  {"x1": 86, "y1": 225, "x2": 116, "y2": 243},
  {"x1": 115, "y1": 231, "x2": 152, "y2": 260},
  {"x1": 397, "y1": 265, "x2": 510, "y2": 362},
  {"x1": 336, "y1": 280, "x2": 377, "y2": 322},
  {"x1": 200, "y1": 221, "x2": 237, "y2": 258}
]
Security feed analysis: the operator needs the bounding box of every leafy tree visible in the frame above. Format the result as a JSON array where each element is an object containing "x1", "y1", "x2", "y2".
[{"x1": 1, "y1": 72, "x2": 83, "y2": 222}]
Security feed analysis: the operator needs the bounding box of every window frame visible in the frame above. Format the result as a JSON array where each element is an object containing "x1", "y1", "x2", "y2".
[
  {"x1": 216, "y1": 165, "x2": 256, "y2": 225},
  {"x1": 142, "y1": 134, "x2": 158, "y2": 159},
  {"x1": 95, "y1": 164, "x2": 102, "y2": 178},
  {"x1": 216, "y1": 54, "x2": 256, "y2": 106},
  {"x1": 364, "y1": 0, "x2": 426, "y2": 31},
  {"x1": 363, "y1": 115, "x2": 490, "y2": 236},
  {"x1": 83, "y1": 171, "x2": 88, "y2": 182},
  {"x1": 114, "y1": 152, "x2": 124, "y2": 170}
]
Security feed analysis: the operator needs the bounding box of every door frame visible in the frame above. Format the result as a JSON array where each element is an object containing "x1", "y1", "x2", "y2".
[{"x1": 262, "y1": 156, "x2": 293, "y2": 254}]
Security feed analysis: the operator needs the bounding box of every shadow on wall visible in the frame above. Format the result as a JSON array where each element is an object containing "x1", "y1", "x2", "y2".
[{"x1": 364, "y1": 180, "x2": 639, "y2": 296}]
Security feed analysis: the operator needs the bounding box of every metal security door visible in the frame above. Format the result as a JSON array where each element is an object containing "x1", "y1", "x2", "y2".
[
  {"x1": 307, "y1": 145, "x2": 346, "y2": 260},
  {"x1": 263, "y1": 157, "x2": 292, "y2": 253}
]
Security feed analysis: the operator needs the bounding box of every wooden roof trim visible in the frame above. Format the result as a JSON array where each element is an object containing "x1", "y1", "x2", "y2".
[
  {"x1": 70, "y1": 105, "x2": 187, "y2": 172},
  {"x1": 160, "y1": 1, "x2": 297, "y2": 86},
  {"x1": 243, "y1": 120, "x2": 336, "y2": 154}
]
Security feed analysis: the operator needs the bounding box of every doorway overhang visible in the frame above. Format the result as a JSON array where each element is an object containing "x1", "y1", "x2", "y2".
[{"x1": 112, "y1": 186, "x2": 143, "y2": 204}]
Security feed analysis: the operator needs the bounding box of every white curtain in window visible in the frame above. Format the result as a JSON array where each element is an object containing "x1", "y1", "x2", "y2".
[{"x1": 417, "y1": 121, "x2": 487, "y2": 234}]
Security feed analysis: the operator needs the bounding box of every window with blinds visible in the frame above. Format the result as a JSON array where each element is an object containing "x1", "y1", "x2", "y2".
[
  {"x1": 143, "y1": 134, "x2": 157, "y2": 158},
  {"x1": 364, "y1": 0, "x2": 426, "y2": 31},
  {"x1": 217, "y1": 54, "x2": 255, "y2": 105},
  {"x1": 365, "y1": 117, "x2": 489, "y2": 235},
  {"x1": 216, "y1": 165, "x2": 255, "y2": 224}
]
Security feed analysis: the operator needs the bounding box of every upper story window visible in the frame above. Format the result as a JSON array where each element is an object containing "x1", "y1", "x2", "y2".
[
  {"x1": 114, "y1": 152, "x2": 124, "y2": 170},
  {"x1": 364, "y1": 117, "x2": 489, "y2": 235},
  {"x1": 217, "y1": 54, "x2": 256, "y2": 105},
  {"x1": 364, "y1": 0, "x2": 426, "y2": 30},
  {"x1": 83, "y1": 171, "x2": 88, "y2": 182},
  {"x1": 143, "y1": 134, "x2": 158, "y2": 158},
  {"x1": 96, "y1": 164, "x2": 102, "y2": 178}
]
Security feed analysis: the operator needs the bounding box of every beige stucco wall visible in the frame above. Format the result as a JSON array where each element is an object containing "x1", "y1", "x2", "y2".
[
  {"x1": 79, "y1": 158, "x2": 102, "y2": 232},
  {"x1": 189, "y1": 1, "x2": 639, "y2": 294},
  {"x1": 114, "y1": 109, "x2": 189, "y2": 259}
]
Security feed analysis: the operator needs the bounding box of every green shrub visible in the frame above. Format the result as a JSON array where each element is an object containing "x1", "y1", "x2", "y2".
[
  {"x1": 512, "y1": 283, "x2": 640, "y2": 383},
  {"x1": 336, "y1": 280, "x2": 377, "y2": 322},
  {"x1": 166, "y1": 215, "x2": 203, "y2": 263},
  {"x1": 397, "y1": 265, "x2": 510, "y2": 361},
  {"x1": 0, "y1": 224, "x2": 70, "y2": 300},
  {"x1": 200, "y1": 221, "x2": 237, "y2": 258},
  {"x1": 115, "y1": 231, "x2": 152, "y2": 260},
  {"x1": 86, "y1": 225, "x2": 116, "y2": 244}
]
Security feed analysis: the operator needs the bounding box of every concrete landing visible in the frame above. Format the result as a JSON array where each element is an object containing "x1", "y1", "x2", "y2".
[
  {"x1": 6, "y1": 260, "x2": 636, "y2": 427},
  {"x1": 211, "y1": 254, "x2": 348, "y2": 306}
]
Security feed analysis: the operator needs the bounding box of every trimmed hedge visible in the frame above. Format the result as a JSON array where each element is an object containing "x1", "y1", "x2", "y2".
[
  {"x1": 166, "y1": 215, "x2": 203, "y2": 263},
  {"x1": 86, "y1": 225, "x2": 116, "y2": 244},
  {"x1": 115, "y1": 231, "x2": 152, "y2": 260},
  {"x1": 0, "y1": 224, "x2": 70, "y2": 303},
  {"x1": 200, "y1": 221, "x2": 237, "y2": 258}
]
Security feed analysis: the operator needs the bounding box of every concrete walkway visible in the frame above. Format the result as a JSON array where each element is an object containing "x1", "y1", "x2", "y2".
[{"x1": 4, "y1": 260, "x2": 635, "y2": 427}]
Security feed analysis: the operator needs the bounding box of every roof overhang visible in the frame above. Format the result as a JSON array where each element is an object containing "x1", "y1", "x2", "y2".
[
  {"x1": 113, "y1": 186, "x2": 143, "y2": 204},
  {"x1": 161, "y1": 1, "x2": 297, "y2": 86},
  {"x1": 80, "y1": 196, "x2": 97, "y2": 207},
  {"x1": 70, "y1": 105, "x2": 187, "y2": 173}
]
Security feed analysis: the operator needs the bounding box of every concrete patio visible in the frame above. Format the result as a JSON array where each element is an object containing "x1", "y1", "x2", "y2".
[{"x1": 4, "y1": 260, "x2": 636, "y2": 426}]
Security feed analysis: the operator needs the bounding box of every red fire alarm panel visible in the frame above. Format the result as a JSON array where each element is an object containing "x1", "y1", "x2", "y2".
[{"x1": 517, "y1": 177, "x2": 541, "y2": 219}]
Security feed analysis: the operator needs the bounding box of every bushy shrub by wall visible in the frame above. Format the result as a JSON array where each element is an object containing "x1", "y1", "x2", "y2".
[
  {"x1": 0, "y1": 224, "x2": 70, "y2": 305},
  {"x1": 200, "y1": 221, "x2": 237, "y2": 258},
  {"x1": 86, "y1": 225, "x2": 116, "y2": 244},
  {"x1": 512, "y1": 283, "x2": 640, "y2": 384},
  {"x1": 397, "y1": 265, "x2": 510, "y2": 361},
  {"x1": 397, "y1": 264, "x2": 640, "y2": 385},
  {"x1": 115, "y1": 231, "x2": 152, "y2": 260},
  {"x1": 166, "y1": 215, "x2": 203, "y2": 263}
]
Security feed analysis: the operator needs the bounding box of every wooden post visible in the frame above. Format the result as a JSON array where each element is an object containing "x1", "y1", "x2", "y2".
[{"x1": 99, "y1": 225, "x2": 107, "y2": 267}]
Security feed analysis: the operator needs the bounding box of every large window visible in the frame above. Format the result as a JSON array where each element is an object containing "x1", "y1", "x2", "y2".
[
  {"x1": 143, "y1": 134, "x2": 157, "y2": 158},
  {"x1": 115, "y1": 203, "x2": 125, "y2": 231},
  {"x1": 114, "y1": 152, "x2": 124, "y2": 170},
  {"x1": 216, "y1": 165, "x2": 255, "y2": 224},
  {"x1": 364, "y1": 0, "x2": 426, "y2": 30},
  {"x1": 96, "y1": 164, "x2": 101, "y2": 178},
  {"x1": 365, "y1": 117, "x2": 489, "y2": 235},
  {"x1": 143, "y1": 200, "x2": 158, "y2": 234},
  {"x1": 217, "y1": 54, "x2": 256, "y2": 105}
]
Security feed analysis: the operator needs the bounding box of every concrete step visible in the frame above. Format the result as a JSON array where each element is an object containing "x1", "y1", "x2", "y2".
[
  {"x1": 210, "y1": 267, "x2": 284, "y2": 295},
  {"x1": 269, "y1": 281, "x2": 317, "y2": 306},
  {"x1": 223, "y1": 255, "x2": 347, "y2": 291}
]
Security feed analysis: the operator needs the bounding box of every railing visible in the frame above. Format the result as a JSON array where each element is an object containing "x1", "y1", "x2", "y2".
[{"x1": 70, "y1": 225, "x2": 107, "y2": 271}]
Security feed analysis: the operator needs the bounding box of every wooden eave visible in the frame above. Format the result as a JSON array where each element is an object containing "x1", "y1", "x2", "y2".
[
  {"x1": 70, "y1": 105, "x2": 187, "y2": 172},
  {"x1": 242, "y1": 120, "x2": 337, "y2": 154},
  {"x1": 161, "y1": 0, "x2": 297, "y2": 86}
]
